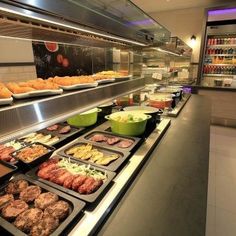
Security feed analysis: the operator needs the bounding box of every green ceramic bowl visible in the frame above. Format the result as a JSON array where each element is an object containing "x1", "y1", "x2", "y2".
[
  {"x1": 105, "y1": 111, "x2": 151, "y2": 136},
  {"x1": 67, "y1": 108, "x2": 101, "y2": 127}
]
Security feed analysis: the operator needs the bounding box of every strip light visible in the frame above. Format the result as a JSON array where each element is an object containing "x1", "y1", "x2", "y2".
[
  {"x1": 208, "y1": 8, "x2": 236, "y2": 16},
  {"x1": 0, "y1": 5, "x2": 147, "y2": 46},
  {"x1": 152, "y1": 47, "x2": 180, "y2": 56}
]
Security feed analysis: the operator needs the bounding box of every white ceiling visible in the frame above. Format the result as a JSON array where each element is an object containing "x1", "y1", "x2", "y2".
[{"x1": 132, "y1": 0, "x2": 236, "y2": 13}]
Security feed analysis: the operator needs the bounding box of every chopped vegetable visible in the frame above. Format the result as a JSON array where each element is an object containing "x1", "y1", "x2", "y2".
[
  {"x1": 58, "y1": 158, "x2": 107, "y2": 181},
  {"x1": 113, "y1": 114, "x2": 144, "y2": 123}
]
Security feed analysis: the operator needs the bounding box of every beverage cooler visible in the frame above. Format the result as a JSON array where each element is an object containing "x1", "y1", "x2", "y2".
[{"x1": 200, "y1": 18, "x2": 236, "y2": 87}]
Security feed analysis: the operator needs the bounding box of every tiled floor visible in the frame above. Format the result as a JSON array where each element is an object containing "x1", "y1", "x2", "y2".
[{"x1": 206, "y1": 125, "x2": 236, "y2": 236}]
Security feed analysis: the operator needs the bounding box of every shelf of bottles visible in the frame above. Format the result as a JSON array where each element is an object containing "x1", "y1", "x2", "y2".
[{"x1": 203, "y1": 36, "x2": 236, "y2": 76}]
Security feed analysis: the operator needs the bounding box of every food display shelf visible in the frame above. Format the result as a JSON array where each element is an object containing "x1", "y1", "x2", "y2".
[
  {"x1": 206, "y1": 54, "x2": 236, "y2": 57},
  {"x1": 207, "y1": 44, "x2": 236, "y2": 48},
  {"x1": 203, "y1": 74, "x2": 235, "y2": 77},
  {"x1": 206, "y1": 54, "x2": 236, "y2": 56},
  {"x1": 204, "y1": 64, "x2": 236, "y2": 66},
  {"x1": 51, "y1": 119, "x2": 171, "y2": 236},
  {"x1": 0, "y1": 78, "x2": 144, "y2": 142}
]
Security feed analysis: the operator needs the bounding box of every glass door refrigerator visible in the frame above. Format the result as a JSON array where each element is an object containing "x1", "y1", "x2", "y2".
[{"x1": 201, "y1": 23, "x2": 236, "y2": 87}]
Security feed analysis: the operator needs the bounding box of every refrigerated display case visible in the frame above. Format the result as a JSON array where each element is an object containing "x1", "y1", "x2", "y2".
[
  {"x1": 197, "y1": 5, "x2": 236, "y2": 88},
  {"x1": 141, "y1": 37, "x2": 194, "y2": 85},
  {"x1": 201, "y1": 24, "x2": 236, "y2": 87},
  {"x1": 195, "y1": 6, "x2": 236, "y2": 128}
]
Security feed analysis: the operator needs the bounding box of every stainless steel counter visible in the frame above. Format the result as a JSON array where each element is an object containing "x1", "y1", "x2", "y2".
[{"x1": 0, "y1": 78, "x2": 144, "y2": 142}]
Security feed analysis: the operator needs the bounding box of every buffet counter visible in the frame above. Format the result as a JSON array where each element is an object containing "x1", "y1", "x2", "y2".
[{"x1": 97, "y1": 95, "x2": 211, "y2": 236}]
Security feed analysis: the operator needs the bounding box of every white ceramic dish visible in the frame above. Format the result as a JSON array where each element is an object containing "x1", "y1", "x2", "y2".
[
  {"x1": 114, "y1": 75, "x2": 132, "y2": 81},
  {"x1": 60, "y1": 82, "x2": 98, "y2": 90},
  {"x1": 0, "y1": 97, "x2": 13, "y2": 105},
  {"x1": 13, "y1": 89, "x2": 63, "y2": 99},
  {"x1": 96, "y1": 78, "x2": 115, "y2": 84}
]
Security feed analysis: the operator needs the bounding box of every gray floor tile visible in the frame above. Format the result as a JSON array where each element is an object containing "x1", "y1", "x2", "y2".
[
  {"x1": 209, "y1": 153, "x2": 215, "y2": 173},
  {"x1": 216, "y1": 156, "x2": 236, "y2": 179},
  {"x1": 215, "y1": 174, "x2": 236, "y2": 213},
  {"x1": 206, "y1": 205, "x2": 215, "y2": 236},
  {"x1": 216, "y1": 207, "x2": 236, "y2": 236},
  {"x1": 207, "y1": 126, "x2": 236, "y2": 236},
  {"x1": 207, "y1": 171, "x2": 215, "y2": 206}
]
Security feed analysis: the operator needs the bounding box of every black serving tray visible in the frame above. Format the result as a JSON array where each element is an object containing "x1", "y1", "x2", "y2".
[
  {"x1": 58, "y1": 140, "x2": 130, "y2": 172},
  {"x1": 0, "y1": 160, "x2": 18, "y2": 183},
  {"x1": 11, "y1": 142, "x2": 55, "y2": 169},
  {"x1": 38, "y1": 123, "x2": 85, "y2": 148},
  {"x1": 26, "y1": 156, "x2": 116, "y2": 203},
  {"x1": 81, "y1": 130, "x2": 141, "y2": 153},
  {"x1": 0, "y1": 174, "x2": 85, "y2": 236}
]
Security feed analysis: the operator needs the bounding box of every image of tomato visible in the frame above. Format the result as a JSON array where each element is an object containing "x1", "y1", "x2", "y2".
[
  {"x1": 62, "y1": 58, "x2": 69, "y2": 67},
  {"x1": 44, "y1": 42, "x2": 58, "y2": 52},
  {"x1": 57, "y1": 54, "x2": 64, "y2": 64}
]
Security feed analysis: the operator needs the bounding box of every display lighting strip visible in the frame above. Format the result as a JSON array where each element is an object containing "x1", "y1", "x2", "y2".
[
  {"x1": 0, "y1": 5, "x2": 147, "y2": 46},
  {"x1": 152, "y1": 47, "x2": 181, "y2": 56},
  {"x1": 208, "y1": 7, "x2": 236, "y2": 16}
]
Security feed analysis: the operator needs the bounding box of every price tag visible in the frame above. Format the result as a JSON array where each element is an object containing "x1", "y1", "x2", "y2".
[{"x1": 152, "y1": 73, "x2": 162, "y2": 80}]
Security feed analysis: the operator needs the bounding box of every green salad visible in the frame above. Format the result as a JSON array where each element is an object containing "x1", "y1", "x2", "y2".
[{"x1": 113, "y1": 114, "x2": 144, "y2": 123}]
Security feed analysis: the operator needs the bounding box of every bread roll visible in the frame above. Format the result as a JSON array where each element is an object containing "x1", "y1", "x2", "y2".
[{"x1": 0, "y1": 86, "x2": 12, "y2": 98}]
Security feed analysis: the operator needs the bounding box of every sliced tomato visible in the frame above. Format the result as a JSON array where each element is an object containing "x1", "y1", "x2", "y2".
[{"x1": 44, "y1": 42, "x2": 58, "y2": 52}]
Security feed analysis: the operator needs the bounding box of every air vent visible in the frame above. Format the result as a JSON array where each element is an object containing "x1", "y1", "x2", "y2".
[{"x1": 0, "y1": 8, "x2": 139, "y2": 49}]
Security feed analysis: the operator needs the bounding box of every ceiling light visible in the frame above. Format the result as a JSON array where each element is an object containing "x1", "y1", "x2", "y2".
[{"x1": 191, "y1": 35, "x2": 196, "y2": 42}]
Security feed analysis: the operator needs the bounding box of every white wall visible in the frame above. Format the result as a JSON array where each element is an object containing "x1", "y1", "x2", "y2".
[
  {"x1": 150, "y1": 7, "x2": 205, "y2": 63},
  {"x1": 0, "y1": 37, "x2": 34, "y2": 63}
]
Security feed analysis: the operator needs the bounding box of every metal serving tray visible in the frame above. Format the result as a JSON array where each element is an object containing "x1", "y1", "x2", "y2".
[
  {"x1": 11, "y1": 142, "x2": 55, "y2": 169},
  {"x1": 38, "y1": 123, "x2": 85, "y2": 148},
  {"x1": 0, "y1": 160, "x2": 18, "y2": 183},
  {"x1": 81, "y1": 130, "x2": 141, "y2": 153},
  {"x1": 26, "y1": 156, "x2": 116, "y2": 203},
  {"x1": 0, "y1": 174, "x2": 85, "y2": 236},
  {"x1": 58, "y1": 140, "x2": 130, "y2": 172}
]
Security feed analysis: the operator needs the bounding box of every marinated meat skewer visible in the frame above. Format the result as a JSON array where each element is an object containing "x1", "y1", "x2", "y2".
[
  {"x1": 63, "y1": 175, "x2": 77, "y2": 189},
  {"x1": 72, "y1": 175, "x2": 87, "y2": 191},
  {"x1": 49, "y1": 169, "x2": 68, "y2": 184},
  {"x1": 78, "y1": 177, "x2": 96, "y2": 194},
  {"x1": 0, "y1": 146, "x2": 15, "y2": 162},
  {"x1": 37, "y1": 164, "x2": 58, "y2": 180},
  {"x1": 86, "y1": 179, "x2": 103, "y2": 194},
  {"x1": 38, "y1": 157, "x2": 59, "y2": 170},
  {"x1": 53, "y1": 171, "x2": 72, "y2": 186}
]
